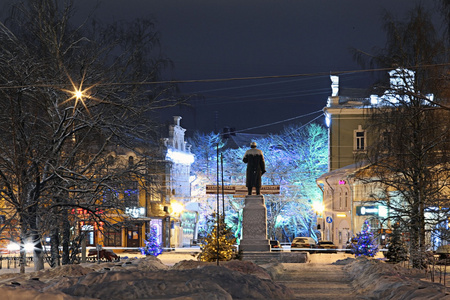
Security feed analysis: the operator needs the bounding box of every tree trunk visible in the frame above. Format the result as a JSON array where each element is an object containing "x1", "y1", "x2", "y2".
[
  {"x1": 410, "y1": 204, "x2": 422, "y2": 268},
  {"x1": 61, "y1": 212, "x2": 70, "y2": 265},
  {"x1": 50, "y1": 227, "x2": 60, "y2": 267},
  {"x1": 32, "y1": 231, "x2": 44, "y2": 271},
  {"x1": 29, "y1": 203, "x2": 44, "y2": 271},
  {"x1": 19, "y1": 239, "x2": 26, "y2": 274},
  {"x1": 19, "y1": 219, "x2": 28, "y2": 274}
]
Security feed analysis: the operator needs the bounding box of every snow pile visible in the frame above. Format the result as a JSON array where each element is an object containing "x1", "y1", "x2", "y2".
[
  {"x1": 331, "y1": 257, "x2": 355, "y2": 265},
  {"x1": 0, "y1": 257, "x2": 293, "y2": 299},
  {"x1": 171, "y1": 259, "x2": 272, "y2": 280},
  {"x1": 344, "y1": 257, "x2": 450, "y2": 299}
]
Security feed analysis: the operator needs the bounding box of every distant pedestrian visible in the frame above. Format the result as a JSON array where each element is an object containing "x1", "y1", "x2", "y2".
[{"x1": 243, "y1": 142, "x2": 266, "y2": 195}]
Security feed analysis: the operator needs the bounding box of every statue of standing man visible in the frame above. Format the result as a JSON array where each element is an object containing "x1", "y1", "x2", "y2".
[{"x1": 243, "y1": 142, "x2": 266, "y2": 195}]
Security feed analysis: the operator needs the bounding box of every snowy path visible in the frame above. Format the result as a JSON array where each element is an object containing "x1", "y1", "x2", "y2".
[{"x1": 273, "y1": 263, "x2": 362, "y2": 300}]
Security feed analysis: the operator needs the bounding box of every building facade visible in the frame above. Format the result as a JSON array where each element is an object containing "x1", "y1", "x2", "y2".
[
  {"x1": 78, "y1": 116, "x2": 196, "y2": 251},
  {"x1": 317, "y1": 69, "x2": 421, "y2": 248}
]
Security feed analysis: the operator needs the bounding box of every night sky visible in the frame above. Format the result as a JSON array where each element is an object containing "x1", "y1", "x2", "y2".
[{"x1": 3, "y1": 0, "x2": 441, "y2": 135}]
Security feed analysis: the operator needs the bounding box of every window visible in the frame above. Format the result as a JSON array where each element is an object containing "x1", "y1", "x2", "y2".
[
  {"x1": 344, "y1": 191, "x2": 348, "y2": 209},
  {"x1": 103, "y1": 226, "x2": 122, "y2": 247},
  {"x1": 354, "y1": 125, "x2": 366, "y2": 151},
  {"x1": 123, "y1": 181, "x2": 139, "y2": 207},
  {"x1": 103, "y1": 187, "x2": 118, "y2": 203},
  {"x1": 382, "y1": 131, "x2": 392, "y2": 148},
  {"x1": 128, "y1": 156, "x2": 134, "y2": 167}
]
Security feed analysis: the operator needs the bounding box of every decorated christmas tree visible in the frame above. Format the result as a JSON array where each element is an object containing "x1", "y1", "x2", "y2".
[
  {"x1": 140, "y1": 225, "x2": 163, "y2": 256},
  {"x1": 350, "y1": 220, "x2": 379, "y2": 257},
  {"x1": 385, "y1": 222, "x2": 408, "y2": 263},
  {"x1": 198, "y1": 214, "x2": 237, "y2": 262}
]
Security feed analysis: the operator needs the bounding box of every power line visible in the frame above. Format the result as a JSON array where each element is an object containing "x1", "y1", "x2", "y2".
[
  {"x1": 191, "y1": 75, "x2": 330, "y2": 94},
  {"x1": 232, "y1": 110, "x2": 323, "y2": 133},
  {"x1": 197, "y1": 89, "x2": 331, "y2": 107},
  {"x1": 1, "y1": 63, "x2": 449, "y2": 90}
]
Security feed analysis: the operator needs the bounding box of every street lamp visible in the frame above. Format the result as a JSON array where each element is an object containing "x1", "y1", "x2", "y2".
[
  {"x1": 313, "y1": 202, "x2": 324, "y2": 216},
  {"x1": 170, "y1": 202, "x2": 184, "y2": 216},
  {"x1": 61, "y1": 72, "x2": 99, "y2": 112}
]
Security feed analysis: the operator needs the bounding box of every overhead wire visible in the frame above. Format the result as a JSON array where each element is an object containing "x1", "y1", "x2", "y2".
[
  {"x1": 1, "y1": 63, "x2": 449, "y2": 90},
  {"x1": 232, "y1": 110, "x2": 324, "y2": 133},
  {"x1": 197, "y1": 89, "x2": 331, "y2": 107}
]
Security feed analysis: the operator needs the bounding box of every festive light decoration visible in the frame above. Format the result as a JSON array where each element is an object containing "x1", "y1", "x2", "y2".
[
  {"x1": 350, "y1": 220, "x2": 379, "y2": 257},
  {"x1": 198, "y1": 214, "x2": 237, "y2": 262},
  {"x1": 140, "y1": 226, "x2": 162, "y2": 256}
]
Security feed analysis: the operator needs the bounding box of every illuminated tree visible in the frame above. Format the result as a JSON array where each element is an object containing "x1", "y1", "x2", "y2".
[
  {"x1": 189, "y1": 123, "x2": 327, "y2": 243},
  {"x1": 350, "y1": 220, "x2": 379, "y2": 257},
  {"x1": 140, "y1": 226, "x2": 162, "y2": 256},
  {"x1": 198, "y1": 214, "x2": 237, "y2": 262},
  {"x1": 188, "y1": 131, "x2": 226, "y2": 238},
  {"x1": 270, "y1": 123, "x2": 328, "y2": 241}
]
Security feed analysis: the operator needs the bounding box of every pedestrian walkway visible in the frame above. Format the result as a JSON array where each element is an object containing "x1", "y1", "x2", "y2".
[{"x1": 273, "y1": 263, "x2": 362, "y2": 300}]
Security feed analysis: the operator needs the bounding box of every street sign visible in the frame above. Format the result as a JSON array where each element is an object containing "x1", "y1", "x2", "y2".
[
  {"x1": 206, "y1": 185, "x2": 280, "y2": 195},
  {"x1": 326, "y1": 216, "x2": 333, "y2": 223}
]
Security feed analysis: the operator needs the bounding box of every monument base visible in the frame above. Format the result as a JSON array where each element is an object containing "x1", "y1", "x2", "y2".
[
  {"x1": 240, "y1": 195, "x2": 270, "y2": 252},
  {"x1": 241, "y1": 251, "x2": 309, "y2": 264},
  {"x1": 239, "y1": 239, "x2": 270, "y2": 252}
]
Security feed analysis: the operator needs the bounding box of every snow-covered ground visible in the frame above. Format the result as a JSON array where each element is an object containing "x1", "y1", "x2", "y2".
[{"x1": 0, "y1": 251, "x2": 448, "y2": 299}]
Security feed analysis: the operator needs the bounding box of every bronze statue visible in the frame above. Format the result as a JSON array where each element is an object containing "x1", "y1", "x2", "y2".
[{"x1": 243, "y1": 142, "x2": 266, "y2": 195}]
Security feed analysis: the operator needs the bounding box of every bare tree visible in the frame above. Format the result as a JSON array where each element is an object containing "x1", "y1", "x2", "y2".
[
  {"x1": 351, "y1": 5, "x2": 450, "y2": 268},
  {"x1": 0, "y1": 0, "x2": 184, "y2": 272},
  {"x1": 360, "y1": 74, "x2": 450, "y2": 268},
  {"x1": 352, "y1": 5, "x2": 450, "y2": 111}
]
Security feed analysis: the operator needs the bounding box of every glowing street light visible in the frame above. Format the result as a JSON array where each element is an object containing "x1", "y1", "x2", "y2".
[
  {"x1": 171, "y1": 202, "x2": 184, "y2": 216},
  {"x1": 313, "y1": 202, "x2": 324, "y2": 216},
  {"x1": 74, "y1": 89, "x2": 83, "y2": 100},
  {"x1": 61, "y1": 71, "x2": 100, "y2": 112}
]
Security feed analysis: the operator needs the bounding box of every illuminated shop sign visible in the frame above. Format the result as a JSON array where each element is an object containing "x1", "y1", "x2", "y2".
[
  {"x1": 81, "y1": 225, "x2": 94, "y2": 231},
  {"x1": 125, "y1": 207, "x2": 146, "y2": 218},
  {"x1": 356, "y1": 205, "x2": 388, "y2": 218}
]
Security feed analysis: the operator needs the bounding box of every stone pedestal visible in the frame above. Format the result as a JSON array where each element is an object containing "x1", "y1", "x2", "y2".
[{"x1": 240, "y1": 195, "x2": 270, "y2": 252}]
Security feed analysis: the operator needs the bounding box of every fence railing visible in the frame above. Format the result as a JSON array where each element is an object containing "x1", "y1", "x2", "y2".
[{"x1": 0, "y1": 256, "x2": 34, "y2": 270}]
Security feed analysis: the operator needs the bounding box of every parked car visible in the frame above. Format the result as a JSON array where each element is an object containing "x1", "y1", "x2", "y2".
[
  {"x1": 291, "y1": 237, "x2": 317, "y2": 253},
  {"x1": 317, "y1": 240, "x2": 338, "y2": 253},
  {"x1": 270, "y1": 240, "x2": 282, "y2": 250}
]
